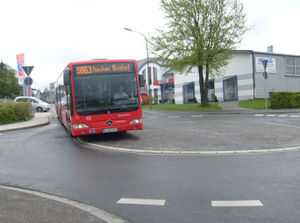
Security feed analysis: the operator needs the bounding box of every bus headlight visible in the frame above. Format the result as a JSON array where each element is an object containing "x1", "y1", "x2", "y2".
[
  {"x1": 130, "y1": 118, "x2": 142, "y2": 124},
  {"x1": 73, "y1": 124, "x2": 89, "y2": 129}
]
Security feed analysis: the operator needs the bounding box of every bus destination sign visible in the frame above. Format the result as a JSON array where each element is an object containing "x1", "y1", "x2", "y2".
[{"x1": 74, "y1": 62, "x2": 134, "y2": 75}]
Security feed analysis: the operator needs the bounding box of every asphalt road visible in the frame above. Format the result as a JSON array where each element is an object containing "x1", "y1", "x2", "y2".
[
  {"x1": 0, "y1": 110, "x2": 300, "y2": 223},
  {"x1": 80, "y1": 109, "x2": 300, "y2": 152}
]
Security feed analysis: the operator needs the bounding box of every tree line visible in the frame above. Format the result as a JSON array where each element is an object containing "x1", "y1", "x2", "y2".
[{"x1": 0, "y1": 62, "x2": 22, "y2": 99}]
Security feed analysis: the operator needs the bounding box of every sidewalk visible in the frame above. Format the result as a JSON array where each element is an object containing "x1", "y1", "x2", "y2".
[
  {"x1": 0, "y1": 112, "x2": 50, "y2": 133},
  {"x1": 217, "y1": 101, "x2": 300, "y2": 114},
  {"x1": 0, "y1": 186, "x2": 108, "y2": 223},
  {"x1": 142, "y1": 101, "x2": 300, "y2": 116}
]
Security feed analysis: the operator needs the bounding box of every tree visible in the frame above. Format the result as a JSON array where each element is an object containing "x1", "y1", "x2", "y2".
[
  {"x1": 151, "y1": 0, "x2": 248, "y2": 105},
  {"x1": 0, "y1": 62, "x2": 22, "y2": 99}
]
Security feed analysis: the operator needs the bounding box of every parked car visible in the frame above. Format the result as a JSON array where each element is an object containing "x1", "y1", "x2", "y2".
[
  {"x1": 14, "y1": 96, "x2": 51, "y2": 112},
  {"x1": 0, "y1": 99, "x2": 10, "y2": 103}
]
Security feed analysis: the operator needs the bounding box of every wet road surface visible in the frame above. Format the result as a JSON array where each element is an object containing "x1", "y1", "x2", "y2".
[{"x1": 0, "y1": 111, "x2": 300, "y2": 223}]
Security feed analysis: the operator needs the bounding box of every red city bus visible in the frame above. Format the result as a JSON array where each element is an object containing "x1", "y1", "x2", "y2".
[{"x1": 55, "y1": 59, "x2": 143, "y2": 137}]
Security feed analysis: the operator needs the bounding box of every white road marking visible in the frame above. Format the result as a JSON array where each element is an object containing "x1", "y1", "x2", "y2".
[
  {"x1": 278, "y1": 114, "x2": 288, "y2": 118},
  {"x1": 168, "y1": 116, "x2": 180, "y2": 119},
  {"x1": 290, "y1": 115, "x2": 300, "y2": 118},
  {"x1": 0, "y1": 133, "x2": 3, "y2": 136},
  {"x1": 117, "y1": 198, "x2": 166, "y2": 206},
  {"x1": 266, "y1": 114, "x2": 276, "y2": 117},
  {"x1": 254, "y1": 114, "x2": 264, "y2": 117},
  {"x1": 191, "y1": 115, "x2": 203, "y2": 118},
  {"x1": 211, "y1": 200, "x2": 263, "y2": 207}
]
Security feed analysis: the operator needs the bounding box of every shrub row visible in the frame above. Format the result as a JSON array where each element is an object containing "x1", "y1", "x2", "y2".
[
  {"x1": 269, "y1": 92, "x2": 300, "y2": 109},
  {"x1": 0, "y1": 102, "x2": 32, "y2": 125}
]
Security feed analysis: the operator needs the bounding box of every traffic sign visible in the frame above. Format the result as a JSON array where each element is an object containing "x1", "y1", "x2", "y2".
[
  {"x1": 24, "y1": 77, "x2": 33, "y2": 85},
  {"x1": 22, "y1": 66, "x2": 34, "y2": 76}
]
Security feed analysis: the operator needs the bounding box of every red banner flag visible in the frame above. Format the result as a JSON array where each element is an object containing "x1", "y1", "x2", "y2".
[{"x1": 16, "y1": 54, "x2": 24, "y2": 77}]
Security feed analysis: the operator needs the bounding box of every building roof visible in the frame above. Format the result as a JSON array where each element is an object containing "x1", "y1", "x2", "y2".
[
  {"x1": 137, "y1": 59, "x2": 162, "y2": 73},
  {"x1": 234, "y1": 50, "x2": 300, "y2": 58}
]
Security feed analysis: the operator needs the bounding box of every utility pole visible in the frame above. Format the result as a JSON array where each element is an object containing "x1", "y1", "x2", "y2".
[{"x1": 124, "y1": 28, "x2": 152, "y2": 109}]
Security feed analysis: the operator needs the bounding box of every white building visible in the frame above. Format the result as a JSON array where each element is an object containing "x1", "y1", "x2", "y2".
[
  {"x1": 137, "y1": 50, "x2": 300, "y2": 104},
  {"x1": 137, "y1": 59, "x2": 174, "y2": 104}
]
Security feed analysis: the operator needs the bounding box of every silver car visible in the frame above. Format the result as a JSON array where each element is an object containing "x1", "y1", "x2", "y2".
[{"x1": 14, "y1": 96, "x2": 51, "y2": 112}]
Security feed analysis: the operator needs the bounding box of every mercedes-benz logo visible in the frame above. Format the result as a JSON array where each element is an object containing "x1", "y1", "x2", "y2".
[{"x1": 107, "y1": 120, "x2": 112, "y2": 126}]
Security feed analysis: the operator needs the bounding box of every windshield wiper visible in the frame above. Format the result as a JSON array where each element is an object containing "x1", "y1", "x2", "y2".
[
  {"x1": 111, "y1": 106, "x2": 138, "y2": 112},
  {"x1": 78, "y1": 108, "x2": 110, "y2": 115}
]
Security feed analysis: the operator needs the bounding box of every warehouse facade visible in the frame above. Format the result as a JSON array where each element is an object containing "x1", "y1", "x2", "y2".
[{"x1": 138, "y1": 50, "x2": 300, "y2": 104}]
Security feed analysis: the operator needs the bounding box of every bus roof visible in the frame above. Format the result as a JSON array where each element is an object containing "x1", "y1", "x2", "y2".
[{"x1": 68, "y1": 59, "x2": 137, "y2": 66}]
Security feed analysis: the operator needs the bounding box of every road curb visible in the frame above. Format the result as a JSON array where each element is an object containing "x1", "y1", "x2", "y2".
[
  {"x1": 0, "y1": 184, "x2": 130, "y2": 223},
  {"x1": 0, "y1": 113, "x2": 50, "y2": 133},
  {"x1": 142, "y1": 109, "x2": 300, "y2": 116},
  {"x1": 76, "y1": 138, "x2": 300, "y2": 155}
]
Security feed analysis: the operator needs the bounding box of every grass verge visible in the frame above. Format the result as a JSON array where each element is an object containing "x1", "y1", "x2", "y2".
[
  {"x1": 142, "y1": 103, "x2": 222, "y2": 111},
  {"x1": 238, "y1": 99, "x2": 270, "y2": 110}
]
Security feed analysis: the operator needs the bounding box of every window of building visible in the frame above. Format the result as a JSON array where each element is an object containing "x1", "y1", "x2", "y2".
[
  {"x1": 142, "y1": 69, "x2": 146, "y2": 82},
  {"x1": 223, "y1": 76, "x2": 238, "y2": 101},
  {"x1": 285, "y1": 56, "x2": 300, "y2": 75},
  {"x1": 183, "y1": 82, "x2": 195, "y2": 104},
  {"x1": 161, "y1": 84, "x2": 174, "y2": 104},
  {"x1": 153, "y1": 67, "x2": 158, "y2": 81},
  {"x1": 148, "y1": 67, "x2": 152, "y2": 84}
]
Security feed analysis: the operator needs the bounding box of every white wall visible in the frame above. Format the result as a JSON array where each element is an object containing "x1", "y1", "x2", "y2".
[
  {"x1": 139, "y1": 61, "x2": 169, "y2": 101},
  {"x1": 139, "y1": 53, "x2": 255, "y2": 104},
  {"x1": 215, "y1": 53, "x2": 254, "y2": 101},
  {"x1": 174, "y1": 53, "x2": 254, "y2": 103},
  {"x1": 222, "y1": 54, "x2": 253, "y2": 77},
  {"x1": 174, "y1": 69, "x2": 200, "y2": 104}
]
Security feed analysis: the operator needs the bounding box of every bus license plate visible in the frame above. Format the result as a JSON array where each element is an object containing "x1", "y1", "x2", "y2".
[{"x1": 102, "y1": 128, "x2": 118, "y2": 133}]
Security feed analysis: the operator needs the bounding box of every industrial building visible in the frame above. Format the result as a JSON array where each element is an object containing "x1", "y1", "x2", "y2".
[{"x1": 138, "y1": 50, "x2": 300, "y2": 104}]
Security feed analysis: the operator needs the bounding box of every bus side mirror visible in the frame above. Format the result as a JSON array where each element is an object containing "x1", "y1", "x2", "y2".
[
  {"x1": 64, "y1": 69, "x2": 71, "y2": 85},
  {"x1": 138, "y1": 75, "x2": 144, "y2": 88}
]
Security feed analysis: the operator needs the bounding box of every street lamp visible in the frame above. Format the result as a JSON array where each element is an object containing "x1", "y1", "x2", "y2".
[{"x1": 124, "y1": 27, "x2": 152, "y2": 109}]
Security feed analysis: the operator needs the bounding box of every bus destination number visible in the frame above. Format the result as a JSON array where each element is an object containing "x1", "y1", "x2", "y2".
[
  {"x1": 76, "y1": 66, "x2": 92, "y2": 74},
  {"x1": 75, "y1": 63, "x2": 133, "y2": 75}
]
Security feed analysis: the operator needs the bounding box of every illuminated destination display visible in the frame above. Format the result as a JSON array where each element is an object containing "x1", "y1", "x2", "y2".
[{"x1": 74, "y1": 62, "x2": 134, "y2": 75}]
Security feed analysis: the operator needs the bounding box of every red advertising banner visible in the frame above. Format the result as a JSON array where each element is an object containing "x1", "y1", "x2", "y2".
[{"x1": 16, "y1": 54, "x2": 24, "y2": 77}]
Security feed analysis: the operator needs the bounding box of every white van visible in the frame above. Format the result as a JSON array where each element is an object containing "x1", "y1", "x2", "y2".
[{"x1": 14, "y1": 96, "x2": 51, "y2": 112}]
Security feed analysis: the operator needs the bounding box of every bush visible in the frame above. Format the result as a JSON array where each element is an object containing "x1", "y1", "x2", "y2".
[
  {"x1": 0, "y1": 102, "x2": 32, "y2": 125},
  {"x1": 142, "y1": 97, "x2": 149, "y2": 105},
  {"x1": 269, "y1": 92, "x2": 300, "y2": 109},
  {"x1": 152, "y1": 97, "x2": 159, "y2": 105}
]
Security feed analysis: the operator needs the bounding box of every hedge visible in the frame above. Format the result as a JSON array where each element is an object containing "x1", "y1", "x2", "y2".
[
  {"x1": 0, "y1": 102, "x2": 32, "y2": 125},
  {"x1": 269, "y1": 92, "x2": 300, "y2": 109}
]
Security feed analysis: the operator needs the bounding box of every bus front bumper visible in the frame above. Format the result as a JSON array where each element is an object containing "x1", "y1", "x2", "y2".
[{"x1": 72, "y1": 123, "x2": 143, "y2": 136}]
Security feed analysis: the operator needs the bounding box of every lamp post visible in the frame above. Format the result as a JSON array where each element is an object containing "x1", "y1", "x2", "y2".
[{"x1": 124, "y1": 28, "x2": 152, "y2": 109}]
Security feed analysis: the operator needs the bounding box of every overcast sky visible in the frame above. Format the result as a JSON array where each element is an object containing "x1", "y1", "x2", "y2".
[{"x1": 1, "y1": 0, "x2": 300, "y2": 91}]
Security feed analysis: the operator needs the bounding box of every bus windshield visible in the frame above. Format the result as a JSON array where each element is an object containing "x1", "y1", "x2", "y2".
[{"x1": 73, "y1": 72, "x2": 139, "y2": 115}]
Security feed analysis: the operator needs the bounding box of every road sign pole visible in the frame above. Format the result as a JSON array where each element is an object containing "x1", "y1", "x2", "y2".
[
  {"x1": 28, "y1": 85, "x2": 30, "y2": 119},
  {"x1": 262, "y1": 59, "x2": 268, "y2": 111},
  {"x1": 264, "y1": 78, "x2": 267, "y2": 111},
  {"x1": 22, "y1": 66, "x2": 34, "y2": 118}
]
